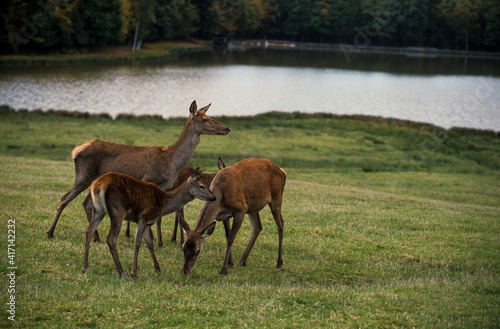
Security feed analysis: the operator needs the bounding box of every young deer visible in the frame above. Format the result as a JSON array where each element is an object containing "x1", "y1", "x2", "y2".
[
  {"x1": 123, "y1": 158, "x2": 226, "y2": 247},
  {"x1": 47, "y1": 101, "x2": 230, "y2": 240},
  {"x1": 180, "y1": 158, "x2": 286, "y2": 275},
  {"x1": 82, "y1": 168, "x2": 216, "y2": 278}
]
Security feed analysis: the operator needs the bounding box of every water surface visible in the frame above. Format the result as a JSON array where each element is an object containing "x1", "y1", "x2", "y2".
[{"x1": 1, "y1": 48, "x2": 499, "y2": 131}]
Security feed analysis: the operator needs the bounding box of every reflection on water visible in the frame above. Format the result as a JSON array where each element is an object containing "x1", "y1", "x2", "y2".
[
  {"x1": 0, "y1": 48, "x2": 499, "y2": 131},
  {"x1": 185, "y1": 48, "x2": 500, "y2": 77}
]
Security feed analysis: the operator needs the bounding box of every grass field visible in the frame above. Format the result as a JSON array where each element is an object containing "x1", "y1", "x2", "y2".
[{"x1": 0, "y1": 106, "x2": 499, "y2": 328}]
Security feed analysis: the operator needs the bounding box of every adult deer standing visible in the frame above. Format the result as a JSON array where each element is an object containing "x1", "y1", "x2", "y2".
[
  {"x1": 180, "y1": 158, "x2": 286, "y2": 275},
  {"x1": 123, "y1": 158, "x2": 226, "y2": 247},
  {"x1": 82, "y1": 168, "x2": 216, "y2": 278},
  {"x1": 47, "y1": 101, "x2": 230, "y2": 240}
]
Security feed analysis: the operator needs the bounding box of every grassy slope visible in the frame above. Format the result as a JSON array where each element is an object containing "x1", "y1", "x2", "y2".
[{"x1": 0, "y1": 108, "x2": 499, "y2": 328}]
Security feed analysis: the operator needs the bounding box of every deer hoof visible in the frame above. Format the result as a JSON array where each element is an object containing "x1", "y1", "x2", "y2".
[
  {"x1": 81, "y1": 267, "x2": 87, "y2": 274},
  {"x1": 47, "y1": 232, "x2": 53, "y2": 240}
]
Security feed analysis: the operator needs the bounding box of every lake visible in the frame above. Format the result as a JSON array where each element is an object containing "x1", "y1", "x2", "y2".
[{"x1": 1, "y1": 47, "x2": 499, "y2": 131}]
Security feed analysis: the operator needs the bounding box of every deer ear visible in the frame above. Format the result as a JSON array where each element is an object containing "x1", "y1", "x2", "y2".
[
  {"x1": 198, "y1": 103, "x2": 211, "y2": 113},
  {"x1": 190, "y1": 167, "x2": 205, "y2": 181},
  {"x1": 191, "y1": 167, "x2": 200, "y2": 178},
  {"x1": 217, "y1": 157, "x2": 226, "y2": 170},
  {"x1": 189, "y1": 101, "x2": 197, "y2": 116},
  {"x1": 201, "y1": 222, "x2": 216, "y2": 239}
]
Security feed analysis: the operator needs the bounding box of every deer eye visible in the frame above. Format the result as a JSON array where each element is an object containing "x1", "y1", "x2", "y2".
[
  {"x1": 202, "y1": 119, "x2": 209, "y2": 123},
  {"x1": 199, "y1": 185, "x2": 205, "y2": 189}
]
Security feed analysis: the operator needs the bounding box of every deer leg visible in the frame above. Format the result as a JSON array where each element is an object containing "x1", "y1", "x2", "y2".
[
  {"x1": 82, "y1": 210, "x2": 105, "y2": 274},
  {"x1": 222, "y1": 219, "x2": 234, "y2": 267},
  {"x1": 238, "y1": 213, "x2": 262, "y2": 267},
  {"x1": 171, "y1": 209, "x2": 186, "y2": 246},
  {"x1": 176, "y1": 209, "x2": 188, "y2": 247},
  {"x1": 47, "y1": 182, "x2": 89, "y2": 239},
  {"x1": 124, "y1": 222, "x2": 131, "y2": 238},
  {"x1": 179, "y1": 209, "x2": 186, "y2": 246},
  {"x1": 171, "y1": 211, "x2": 178, "y2": 243},
  {"x1": 125, "y1": 222, "x2": 154, "y2": 242},
  {"x1": 143, "y1": 226, "x2": 160, "y2": 273},
  {"x1": 269, "y1": 203, "x2": 284, "y2": 268},
  {"x1": 221, "y1": 213, "x2": 245, "y2": 275},
  {"x1": 131, "y1": 221, "x2": 147, "y2": 278},
  {"x1": 156, "y1": 217, "x2": 163, "y2": 247},
  {"x1": 107, "y1": 216, "x2": 125, "y2": 278},
  {"x1": 83, "y1": 193, "x2": 101, "y2": 243}
]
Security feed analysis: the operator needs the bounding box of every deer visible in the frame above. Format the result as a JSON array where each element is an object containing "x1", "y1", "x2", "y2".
[
  {"x1": 123, "y1": 157, "x2": 226, "y2": 247},
  {"x1": 180, "y1": 158, "x2": 286, "y2": 275},
  {"x1": 47, "y1": 100, "x2": 230, "y2": 240},
  {"x1": 82, "y1": 168, "x2": 216, "y2": 278}
]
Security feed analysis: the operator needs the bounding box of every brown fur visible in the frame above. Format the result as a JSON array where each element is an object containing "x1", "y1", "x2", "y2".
[
  {"x1": 124, "y1": 157, "x2": 225, "y2": 247},
  {"x1": 82, "y1": 169, "x2": 216, "y2": 278},
  {"x1": 47, "y1": 101, "x2": 230, "y2": 239},
  {"x1": 181, "y1": 158, "x2": 286, "y2": 275}
]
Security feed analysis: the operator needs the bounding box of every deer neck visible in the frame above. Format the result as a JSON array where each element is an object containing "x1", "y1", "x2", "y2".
[
  {"x1": 161, "y1": 181, "x2": 194, "y2": 215},
  {"x1": 170, "y1": 118, "x2": 200, "y2": 170},
  {"x1": 193, "y1": 200, "x2": 220, "y2": 233}
]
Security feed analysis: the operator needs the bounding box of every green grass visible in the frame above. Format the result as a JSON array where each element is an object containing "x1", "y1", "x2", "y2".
[{"x1": 0, "y1": 107, "x2": 499, "y2": 328}]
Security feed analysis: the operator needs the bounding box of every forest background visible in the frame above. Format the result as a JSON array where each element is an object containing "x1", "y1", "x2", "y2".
[{"x1": 2, "y1": 0, "x2": 500, "y2": 55}]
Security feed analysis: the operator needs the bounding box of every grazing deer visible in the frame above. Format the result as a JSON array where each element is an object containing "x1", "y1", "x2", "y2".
[
  {"x1": 82, "y1": 168, "x2": 216, "y2": 278},
  {"x1": 180, "y1": 158, "x2": 286, "y2": 275},
  {"x1": 47, "y1": 101, "x2": 230, "y2": 240},
  {"x1": 123, "y1": 158, "x2": 226, "y2": 247}
]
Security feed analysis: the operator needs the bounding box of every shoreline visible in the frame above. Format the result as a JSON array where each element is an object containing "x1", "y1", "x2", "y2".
[
  {"x1": 2, "y1": 39, "x2": 499, "y2": 65},
  {"x1": 0, "y1": 40, "x2": 211, "y2": 65},
  {"x1": 226, "y1": 40, "x2": 500, "y2": 60},
  {"x1": 1, "y1": 104, "x2": 498, "y2": 137}
]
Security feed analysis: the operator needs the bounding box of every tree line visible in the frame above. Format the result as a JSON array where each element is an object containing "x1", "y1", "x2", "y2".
[{"x1": 2, "y1": 0, "x2": 499, "y2": 54}]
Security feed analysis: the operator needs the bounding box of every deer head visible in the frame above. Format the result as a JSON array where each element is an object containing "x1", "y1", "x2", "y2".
[
  {"x1": 189, "y1": 101, "x2": 230, "y2": 136},
  {"x1": 188, "y1": 167, "x2": 216, "y2": 202},
  {"x1": 180, "y1": 221, "x2": 216, "y2": 275}
]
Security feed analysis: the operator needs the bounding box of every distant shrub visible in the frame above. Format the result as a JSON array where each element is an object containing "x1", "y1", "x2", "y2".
[{"x1": 115, "y1": 113, "x2": 165, "y2": 121}]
